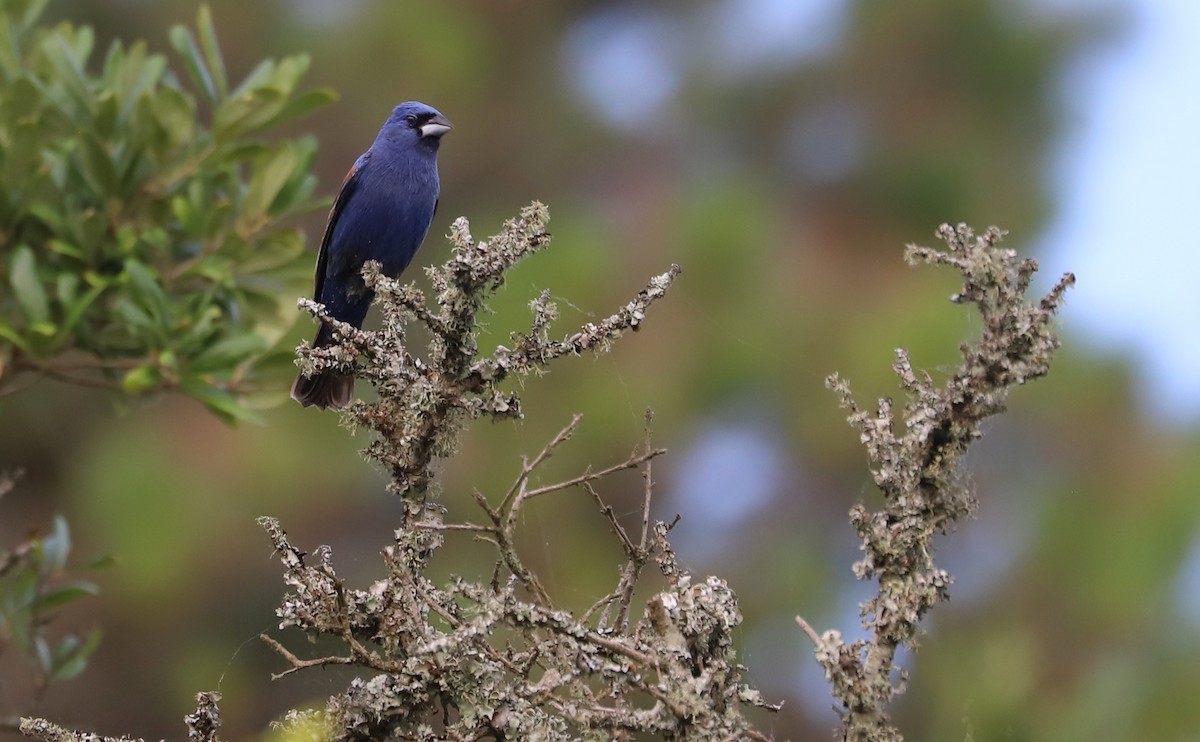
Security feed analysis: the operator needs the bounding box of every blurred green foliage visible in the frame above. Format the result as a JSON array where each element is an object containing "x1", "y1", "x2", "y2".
[
  {"x1": 0, "y1": 496, "x2": 103, "y2": 694},
  {"x1": 0, "y1": 0, "x2": 333, "y2": 719},
  {"x1": 0, "y1": 0, "x2": 332, "y2": 421}
]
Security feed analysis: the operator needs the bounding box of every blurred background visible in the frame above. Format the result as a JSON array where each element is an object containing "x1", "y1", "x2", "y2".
[{"x1": 3, "y1": 0, "x2": 1199, "y2": 739}]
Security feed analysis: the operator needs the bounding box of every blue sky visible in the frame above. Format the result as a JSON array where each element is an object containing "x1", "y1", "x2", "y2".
[{"x1": 1040, "y1": 0, "x2": 1200, "y2": 424}]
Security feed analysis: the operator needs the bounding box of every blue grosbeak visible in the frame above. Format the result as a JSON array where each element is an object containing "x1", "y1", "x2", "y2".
[{"x1": 292, "y1": 101, "x2": 452, "y2": 410}]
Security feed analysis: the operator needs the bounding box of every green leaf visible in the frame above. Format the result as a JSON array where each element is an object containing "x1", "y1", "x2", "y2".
[
  {"x1": 111, "y1": 41, "x2": 167, "y2": 119},
  {"x1": 112, "y1": 297, "x2": 155, "y2": 336},
  {"x1": 34, "y1": 635, "x2": 52, "y2": 674},
  {"x1": 101, "y1": 37, "x2": 125, "y2": 87},
  {"x1": 270, "y1": 172, "x2": 319, "y2": 219},
  {"x1": 0, "y1": 323, "x2": 33, "y2": 352},
  {"x1": 41, "y1": 33, "x2": 94, "y2": 116},
  {"x1": 196, "y1": 5, "x2": 227, "y2": 99},
  {"x1": 57, "y1": 272, "x2": 79, "y2": 306},
  {"x1": 181, "y1": 380, "x2": 263, "y2": 424},
  {"x1": 123, "y1": 259, "x2": 170, "y2": 326},
  {"x1": 3, "y1": 120, "x2": 43, "y2": 191},
  {"x1": 16, "y1": 0, "x2": 50, "y2": 34},
  {"x1": 265, "y1": 86, "x2": 337, "y2": 129},
  {"x1": 47, "y1": 628, "x2": 102, "y2": 683},
  {"x1": 58, "y1": 282, "x2": 106, "y2": 337},
  {"x1": 93, "y1": 90, "x2": 118, "y2": 138},
  {"x1": 227, "y1": 58, "x2": 274, "y2": 100},
  {"x1": 241, "y1": 142, "x2": 300, "y2": 223},
  {"x1": 189, "y1": 333, "x2": 267, "y2": 374},
  {"x1": 148, "y1": 85, "x2": 196, "y2": 146},
  {"x1": 121, "y1": 364, "x2": 161, "y2": 393},
  {"x1": 76, "y1": 130, "x2": 118, "y2": 196},
  {"x1": 81, "y1": 553, "x2": 117, "y2": 571},
  {"x1": 4, "y1": 562, "x2": 38, "y2": 614},
  {"x1": 10, "y1": 245, "x2": 50, "y2": 326},
  {"x1": 0, "y1": 77, "x2": 43, "y2": 125},
  {"x1": 35, "y1": 580, "x2": 99, "y2": 613},
  {"x1": 39, "y1": 515, "x2": 71, "y2": 572},
  {"x1": 238, "y1": 231, "x2": 306, "y2": 273},
  {"x1": 171, "y1": 195, "x2": 199, "y2": 234},
  {"x1": 48, "y1": 239, "x2": 85, "y2": 260},
  {"x1": 270, "y1": 54, "x2": 311, "y2": 94},
  {"x1": 27, "y1": 201, "x2": 67, "y2": 233},
  {"x1": 261, "y1": 135, "x2": 317, "y2": 216},
  {"x1": 169, "y1": 24, "x2": 215, "y2": 104},
  {"x1": 213, "y1": 86, "x2": 285, "y2": 141}
]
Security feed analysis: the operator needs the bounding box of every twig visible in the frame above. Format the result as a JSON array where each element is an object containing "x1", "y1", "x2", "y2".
[
  {"x1": 518, "y1": 447, "x2": 666, "y2": 503},
  {"x1": 497, "y1": 414, "x2": 582, "y2": 516},
  {"x1": 584, "y1": 481, "x2": 637, "y2": 556},
  {"x1": 259, "y1": 633, "x2": 356, "y2": 680},
  {"x1": 795, "y1": 615, "x2": 825, "y2": 647}
]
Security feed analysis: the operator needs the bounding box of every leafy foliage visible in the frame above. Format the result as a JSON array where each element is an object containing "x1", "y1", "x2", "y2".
[
  {"x1": 0, "y1": 472, "x2": 104, "y2": 697},
  {"x1": 0, "y1": 1, "x2": 333, "y2": 420}
]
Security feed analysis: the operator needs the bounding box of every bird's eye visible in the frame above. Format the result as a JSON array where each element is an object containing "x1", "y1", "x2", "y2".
[{"x1": 404, "y1": 114, "x2": 418, "y2": 126}]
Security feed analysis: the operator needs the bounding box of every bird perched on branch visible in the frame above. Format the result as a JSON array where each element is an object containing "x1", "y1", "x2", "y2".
[{"x1": 292, "y1": 101, "x2": 452, "y2": 410}]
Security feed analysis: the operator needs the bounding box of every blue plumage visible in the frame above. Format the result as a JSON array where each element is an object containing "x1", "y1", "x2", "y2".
[{"x1": 292, "y1": 101, "x2": 452, "y2": 410}]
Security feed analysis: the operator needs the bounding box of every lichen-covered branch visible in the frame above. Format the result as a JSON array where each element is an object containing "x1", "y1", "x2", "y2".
[
  {"x1": 260, "y1": 421, "x2": 774, "y2": 740},
  {"x1": 17, "y1": 212, "x2": 1074, "y2": 741},
  {"x1": 798, "y1": 224, "x2": 1075, "y2": 741},
  {"x1": 20, "y1": 692, "x2": 222, "y2": 742},
  {"x1": 295, "y1": 202, "x2": 680, "y2": 508},
  {"x1": 265, "y1": 204, "x2": 773, "y2": 739}
]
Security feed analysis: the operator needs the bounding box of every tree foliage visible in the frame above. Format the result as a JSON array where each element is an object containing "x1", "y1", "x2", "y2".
[
  {"x1": 0, "y1": 1, "x2": 332, "y2": 420},
  {"x1": 0, "y1": 1, "x2": 330, "y2": 720},
  {"x1": 0, "y1": 471, "x2": 103, "y2": 707}
]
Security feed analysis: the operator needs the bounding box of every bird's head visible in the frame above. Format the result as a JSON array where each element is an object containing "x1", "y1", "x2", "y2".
[{"x1": 382, "y1": 101, "x2": 453, "y2": 148}]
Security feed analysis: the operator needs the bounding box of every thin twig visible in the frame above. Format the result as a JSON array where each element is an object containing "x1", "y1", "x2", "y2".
[
  {"x1": 584, "y1": 481, "x2": 636, "y2": 555},
  {"x1": 519, "y1": 447, "x2": 666, "y2": 502},
  {"x1": 795, "y1": 615, "x2": 825, "y2": 648},
  {"x1": 412, "y1": 521, "x2": 495, "y2": 534},
  {"x1": 259, "y1": 633, "x2": 356, "y2": 680},
  {"x1": 497, "y1": 414, "x2": 582, "y2": 516}
]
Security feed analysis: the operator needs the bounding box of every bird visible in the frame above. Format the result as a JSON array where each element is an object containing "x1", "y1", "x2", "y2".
[{"x1": 291, "y1": 101, "x2": 452, "y2": 410}]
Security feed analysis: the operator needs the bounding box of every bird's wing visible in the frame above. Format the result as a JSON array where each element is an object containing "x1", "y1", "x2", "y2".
[{"x1": 313, "y1": 152, "x2": 371, "y2": 301}]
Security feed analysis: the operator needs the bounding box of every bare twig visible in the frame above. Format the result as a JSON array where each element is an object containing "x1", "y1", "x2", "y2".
[
  {"x1": 259, "y1": 633, "x2": 356, "y2": 680},
  {"x1": 497, "y1": 413, "x2": 582, "y2": 515},
  {"x1": 795, "y1": 615, "x2": 825, "y2": 648}
]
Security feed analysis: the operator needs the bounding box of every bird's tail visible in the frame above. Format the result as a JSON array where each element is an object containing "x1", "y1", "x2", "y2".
[
  {"x1": 291, "y1": 369, "x2": 354, "y2": 410},
  {"x1": 291, "y1": 325, "x2": 354, "y2": 410}
]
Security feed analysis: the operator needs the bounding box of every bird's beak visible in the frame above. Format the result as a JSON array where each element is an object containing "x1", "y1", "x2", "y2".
[{"x1": 420, "y1": 113, "x2": 453, "y2": 139}]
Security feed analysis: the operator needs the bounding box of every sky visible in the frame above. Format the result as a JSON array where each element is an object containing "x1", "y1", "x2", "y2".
[{"x1": 1040, "y1": 0, "x2": 1200, "y2": 424}]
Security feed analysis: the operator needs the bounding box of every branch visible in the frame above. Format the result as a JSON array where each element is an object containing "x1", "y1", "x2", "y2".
[
  {"x1": 262, "y1": 204, "x2": 773, "y2": 740},
  {"x1": 801, "y1": 223, "x2": 1074, "y2": 741},
  {"x1": 20, "y1": 692, "x2": 221, "y2": 742},
  {"x1": 259, "y1": 634, "x2": 356, "y2": 680}
]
